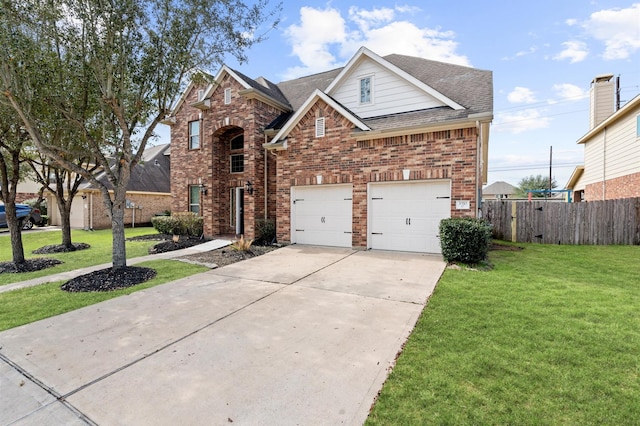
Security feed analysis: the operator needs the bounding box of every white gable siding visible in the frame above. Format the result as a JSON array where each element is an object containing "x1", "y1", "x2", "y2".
[
  {"x1": 583, "y1": 104, "x2": 640, "y2": 185},
  {"x1": 331, "y1": 58, "x2": 446, "y2": 119}
]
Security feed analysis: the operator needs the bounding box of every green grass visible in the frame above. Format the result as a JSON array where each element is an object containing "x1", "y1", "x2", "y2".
[
  {"x1": 367, "y1": 243, "x2": 640, "y2": 425},
  {"x1": 0, "y1": 227, "x2": 161, "y2": 285},
  {"x1": 0, "y1": 259, "x2": 209, "y2": 331}
]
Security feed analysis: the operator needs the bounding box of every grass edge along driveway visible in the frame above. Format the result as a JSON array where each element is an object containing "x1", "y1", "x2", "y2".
[
  {"x1": 367, "y1": 243, "x2": 640, "y2": 425},
  {"x1": 0, "y1": 227, "x2": 163, "y2": 286}
]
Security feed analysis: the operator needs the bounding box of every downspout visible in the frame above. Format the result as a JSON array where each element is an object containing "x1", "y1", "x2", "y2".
[
  {"x1": 89, "y1": 192, "x2": 94, "y2": 230},
  {"x1": 602, "y1": 127, "x2": 607, "y2": 200},
  {"x1": 264, "y1": 141, "x2": 268, "y2": 220},
  {"x1": 476, "y1": 121, "x2": 482, "y2": 218}
]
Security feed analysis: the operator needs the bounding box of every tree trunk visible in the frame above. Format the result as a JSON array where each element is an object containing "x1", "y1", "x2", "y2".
[
  {"x1": 111, "y1": 197, "x2": 127, "y2": 270},
  {"x1": 59, "y1": 200, "x2": 73, "y2": 248},
  {"x1": 5, "y1": 201, "x2": 26, "y2": 264}
]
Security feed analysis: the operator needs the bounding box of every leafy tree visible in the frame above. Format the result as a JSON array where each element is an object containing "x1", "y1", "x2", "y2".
[
  {"x1": 1, "y1": 0, "x2": 280, "y2": 270},
  {"x1": 515, "y1": 174, "x2": 558, "y2": 198},
  {"x1": 0, "y1": 102, "x2": 29, "y2": 264}
]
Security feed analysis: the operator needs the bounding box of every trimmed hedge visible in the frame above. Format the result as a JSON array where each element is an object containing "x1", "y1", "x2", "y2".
[
  {"x1": 439, "y1": 218, "x2": 493, "y2": 264},
  {"x1": 151, "y1": 212, "x2": 203, "y2": 237}
]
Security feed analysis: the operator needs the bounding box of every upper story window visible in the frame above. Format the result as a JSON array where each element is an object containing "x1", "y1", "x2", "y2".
[
  {"x1": 231, "y1": 134, "x2": 244, "y2": 151},
  {"x1": 636, "y1": 114, "x2": 640, "y2": 137},
  {"x1": 188, "y1": 120, "x2": 200, "y2": 150},
  {"x1": 224, "y1": 88, "x2": 232, "y2": 105},
  {"x1": 359, "y1": 76, "x2": 373, "y2": 104},
  {"x1": 315, "y1": 117, "x2": 325, "y2": 138}
]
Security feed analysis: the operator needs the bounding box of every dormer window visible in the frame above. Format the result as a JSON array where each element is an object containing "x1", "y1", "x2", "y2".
[
  {"x1": 197, "y1": 89, "x2": 205, "y2": 101},
  {"x1": 359, "y1": 76, "x2": 372, "y2": 104},
  {"x1": 224, "y1": 88, "x2": 232, "y2": 105},
  {"x1": 315, "y1": 117, "x2": 325, "y2": 138}
]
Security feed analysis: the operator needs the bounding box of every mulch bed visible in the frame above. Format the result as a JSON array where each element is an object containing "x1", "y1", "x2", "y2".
[
  {"x1": 32, "y1": 243, "x2": 91, "y2": 254},
  {"x1": 0, "y1": 258, "x2": 63, "y2": 274},
  {"x1": 61, "y1": 266, "x2": 157, "y2": 292},
  {"x1": 179, "y1": 245, "x2": 279, "y2": 268}
]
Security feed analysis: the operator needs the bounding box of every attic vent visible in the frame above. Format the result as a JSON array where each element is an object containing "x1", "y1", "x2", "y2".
[
  {"x1": 224, "y1": 88, "x2": 231, "y2": 105},
  {"x1": 315, "y1": 117, "x2": 325, "y2": 138}
]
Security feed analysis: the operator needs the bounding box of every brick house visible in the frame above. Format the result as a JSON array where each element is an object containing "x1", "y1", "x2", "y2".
[
  {"x1": 568, "y1": 74, "x2": 640, "y2": 201},
  {"x1": 47, "y1": 143, "x2": 172, "y2": 229},
  {"x1": 165, "y1": 47, "x2": 493, "y2": 253}
]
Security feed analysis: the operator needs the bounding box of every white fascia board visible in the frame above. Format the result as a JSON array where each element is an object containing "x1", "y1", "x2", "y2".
[
  {"x1": 325, "y1": 46, "x2": 465, "y2": 111},
  {"x1": 268, "y1": 89, "x2": 370, "y2": 145}
]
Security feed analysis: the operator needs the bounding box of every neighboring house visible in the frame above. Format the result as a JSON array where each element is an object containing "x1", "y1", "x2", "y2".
[
  {"x1": 47, "y1": 143, "x2": 172, "y2": 229},
  {"x1": 164, "y1": 47, "x2": 493, "y2": 253},
  {"x1": 573, "y1": 74, "x2": 640, "y2": 201},
  {"x1": 483, "y1": 181, "x2": 517, "y2": 199}
]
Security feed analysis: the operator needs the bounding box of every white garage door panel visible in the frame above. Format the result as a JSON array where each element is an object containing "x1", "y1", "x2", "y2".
[
  {"x1": 292, "y1": 185, "x2": 352, "y2": 248},
  {"x1": 369, "y1": 181, "x2": 451, "y2": 253}
]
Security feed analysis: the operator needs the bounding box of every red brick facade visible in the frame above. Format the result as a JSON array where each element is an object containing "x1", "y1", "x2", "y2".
[
  {"x1": 273, "y1": 100, "x2": 479, "y2": 247},
  {"x1": 169, "y1": 62, "x2": 488, "y2": 247},
  {"x1": 169, "y1": 77, "x2": 283, "y2": 237},
  {"x1": 585, "y1": 171, "x2": 640, "y2": 201}
]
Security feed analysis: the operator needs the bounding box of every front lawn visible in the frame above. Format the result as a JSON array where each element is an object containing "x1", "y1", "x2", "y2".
[
  {"x1": 0, "y1": 259, "x2": 209, "y2": 331},
  {"x1": 0, "y1": 227, "x2": 161, "y2": 285},
  {"x1": 367, "y1": 243, "x2": 640, "y2": 425}
]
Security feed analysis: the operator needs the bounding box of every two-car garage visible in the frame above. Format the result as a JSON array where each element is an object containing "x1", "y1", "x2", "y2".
[{"x1": 290, "y1": 180, "x2": 451, "y2": 254}]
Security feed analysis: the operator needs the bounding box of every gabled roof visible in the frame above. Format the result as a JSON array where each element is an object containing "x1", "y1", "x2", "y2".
[
  {"x1": 265, "y1": 47, "x2": 492, "y2": 146},
  {"x1": 483, "y1": 181, "x2": 517, "y2": 195},
  {"x1": 325, "y1": 46, "x2": 464, "y2": 111},
  {"x1": 81, "y1": 144, "x2": 171, "y2": 193},
  {"x1": 565, "y1": 166, "x2": 585, "y2": 190},
  {"x1": 268, "y1": 90, "x2": 371, "y2": 145},
  {"x1": 577, "y1": 93, "x2": 640, "y2": 144}
]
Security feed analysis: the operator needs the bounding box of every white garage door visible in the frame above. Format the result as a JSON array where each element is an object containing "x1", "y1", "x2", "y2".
[
  {"x1": 369, "y1": 180, "x2": 451, "y2": 253},
  {"x1": 291, "y1": 185, "x2": 353, "y2": 248}
]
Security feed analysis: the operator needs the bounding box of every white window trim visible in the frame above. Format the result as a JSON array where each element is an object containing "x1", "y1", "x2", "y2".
[
  {"x1": 188, "y1": 185, "x2": 200, "y2": 214},
  {"x1": 224, "y1": 88, "x2": 232, "y2": 105},
  {"x1": 359, "y1": 75, "x2": 374, "y2": 105},
  {"x1": 197, "y1": 89, "x2": 205, "y2": 101},
  {"x1": 315, "y1": 117, "x2": 325, "y2": 138},
  {"x1": 188, "y1": 120, "x2": 200, "y2": 150}
]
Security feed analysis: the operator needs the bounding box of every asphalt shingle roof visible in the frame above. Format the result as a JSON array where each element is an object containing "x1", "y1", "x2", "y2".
[{"x1": 231, "y1": 52, "x2": 493, "y2": 132}]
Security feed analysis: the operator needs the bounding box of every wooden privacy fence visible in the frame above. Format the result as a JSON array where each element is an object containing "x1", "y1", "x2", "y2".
[{"x1": 482, "y1": 198, "x2": 640, "y2": 245}]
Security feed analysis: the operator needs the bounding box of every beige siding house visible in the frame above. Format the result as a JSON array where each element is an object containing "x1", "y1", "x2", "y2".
[{"x1": 574, "y1": 74, "x2": 640, "y2": 201}]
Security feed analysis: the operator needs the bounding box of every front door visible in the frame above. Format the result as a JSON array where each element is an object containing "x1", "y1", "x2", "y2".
[{"x1": 235, "y1": 187, "x2": 244, "y2": 235}]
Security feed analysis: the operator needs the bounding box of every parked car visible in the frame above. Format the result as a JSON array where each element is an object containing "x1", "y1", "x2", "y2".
[{"x1": 0, "y1": 204, "x2": 42, "y2": 230}]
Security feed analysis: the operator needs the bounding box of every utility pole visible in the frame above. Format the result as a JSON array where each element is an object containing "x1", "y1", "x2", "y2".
[{"x1": 549, "y1": 146, "x2": 553, "y2": 199}]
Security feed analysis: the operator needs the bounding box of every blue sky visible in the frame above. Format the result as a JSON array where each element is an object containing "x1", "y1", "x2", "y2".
[{"x1": 162, "y1": 1, "x2": 640, "y2": 188}]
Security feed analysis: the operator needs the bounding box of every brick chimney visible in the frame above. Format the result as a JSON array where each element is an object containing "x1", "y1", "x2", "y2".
[{"x1": 589, "y1": 74, "x2": 615, "y2": 129}]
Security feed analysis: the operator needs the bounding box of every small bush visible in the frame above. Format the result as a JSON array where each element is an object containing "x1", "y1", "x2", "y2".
[
  {"x1": 439, "y1": 217, "x2": 493, "y2": 264},
  {"x1": 231, "y1": 235, "x2": 253, "y2": 252},
  {"x1": 255, "y1": 219, "x2": 276, "y2": 245},
  {"x1": 151, "y1": 212, "x2": 203, "y2": 237}
]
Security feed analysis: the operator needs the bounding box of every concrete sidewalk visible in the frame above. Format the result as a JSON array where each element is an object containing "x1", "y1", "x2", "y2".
[
  {"x1": 0, "y1": 239, "x2": 231, "y2": 294},
  {"x1": 0, "y1": 245, "x2": 446, "y2": 425}
]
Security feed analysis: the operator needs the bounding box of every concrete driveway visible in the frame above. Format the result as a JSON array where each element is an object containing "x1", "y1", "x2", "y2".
[{"x1": 0, "y1": 245, "x2": 445, "y2": 426}]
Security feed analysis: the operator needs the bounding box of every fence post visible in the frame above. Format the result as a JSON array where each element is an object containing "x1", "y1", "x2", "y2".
[{"x1": 511, "y1": 202, "x2": 517, "y2": 242}]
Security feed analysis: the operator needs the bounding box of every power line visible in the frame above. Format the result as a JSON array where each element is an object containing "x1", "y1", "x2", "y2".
[{"x1": 489, "y1": 162, "x2": 581, "y2": 172}]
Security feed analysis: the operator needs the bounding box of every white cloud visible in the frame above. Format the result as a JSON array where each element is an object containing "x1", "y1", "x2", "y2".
[
  {"x1": 582, "y1": 3, "x2": 640, "y2": 60},
  {"x1": 282, "y1": 5, "x2": 470, "y2": 79},
  {"x1": 552, "y1": 83, "x2": 588, "y2": 101},
  {"x1": 283, "y1": 6, "x2": 347, "y2": 76},
  {"x1": 553, "y1": 40, "x2": 589, "y2": 63},
  {"x1": 508, "y1": 87, "x2": 537, "y2": 104},
  {"x1": 494, "y1": 109, "x2": 552, "y2": 134}
]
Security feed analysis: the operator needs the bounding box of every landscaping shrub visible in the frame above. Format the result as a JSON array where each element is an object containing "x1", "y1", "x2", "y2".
[
  {"x1": 255, "y1": 219, "x2": 276, "y2": 245},
  {"x1": 439, "y1": 217, "x2": 493, "y2": 264},
  {"x1": 151, "y1": 212, "x2": 203, "y2": 237}
]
